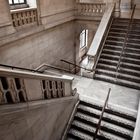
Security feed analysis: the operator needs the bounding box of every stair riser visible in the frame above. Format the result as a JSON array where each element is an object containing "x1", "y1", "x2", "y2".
[
  {"x1": 121, "y1": 59, "x2": 140, "y2": 66},
  {"x1": 77, "y1": 108, "x2": 135, "y2": 131},
  {"x1": 108, "y1": 33, "x2": 125, "y2": 38},
  {"x1": 80, "y1": 101, "x2": 136, "y2": 121},
  {"x1": 117, "y1": 75, "x2": 140, "y2": 83},
  {"x1": 120, "y1": 64, "x2": 140, "y2": 71},
  {"x1": 96, "y1": 65, "x2": 116, "y2": 72},
  {"x1": 96, "y1": 70, "x2": 116, "y2": 78},
  {"x1": 123, "y1": 53, "x2": 140, "y2": 60},
  {"x1": 119, "y1": 69, "x2": 140, "y2": 77},
  {"x1": 104, "y1": 46, "x2": 122, "y2": 51},
  {"x1": 74, "y1": 117, "x2": 132, "y2": 140},
  {"x1": 102, "y1": 50, "x2": 121, "y2": 56},
  {"x1": 107, "y1": 37, "x2": 124, "y2": 42},
  {"x1": 95, "y1": 76, "x2": 140, "y2": 90},
  {"x1": 127, "y1": 39, "x2": 140, "y2": 45},
  {"x1": 110, "y1": 29, "x2": 127, "y2": 33},
  {"x1": 98, "y1": 60, "x2": 117, "y2": 66},
  {"x1": 124, "y1": 48, "x2": 140, "y2": 55},
  {"x1": 126, "y1": 44, "x2": 140, "y2": 50},
  {"x1": 106, "y1": 41, "x2": 124, "y2": 46}
]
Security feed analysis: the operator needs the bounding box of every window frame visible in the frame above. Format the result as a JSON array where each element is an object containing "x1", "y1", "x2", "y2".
[
  {"x1": 80, "y1": 29, "x2": 88, "y2": 49},
  {"x1": 9, "y1": 0, "x2": 27, "y2": 5}
]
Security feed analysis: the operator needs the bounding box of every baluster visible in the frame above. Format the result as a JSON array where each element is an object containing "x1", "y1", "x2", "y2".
[
  {"x1": 14, "y1": 13, "x2": 19, "y2": 27},
  {"x1": 96, "y1": 4, "x2": 99, "y2": 13},
  {"x1": 57, "y1": 81, "x2": 62, "y2": 97},
  {"x1": 0, "y1": 79, "x2": 5, "y2": 104},
  {"x1": 46, "y1": 80, "x2": 52, "y2": 99},
  {"x1": 92, "y1": 4, "x2": 96, "y2": 13},
  {"x1": 34, "y1": 10, "x2": 37, "y2": 22},
  {"x1": 26, "y1": 11, "x2": 30, "y2": 24},
  {"x1": 52, "y1": 81, "x2": 57, "y2": 98},
  {"x1": 89, "y1": 4, "x2": 92, "y2": 13}
]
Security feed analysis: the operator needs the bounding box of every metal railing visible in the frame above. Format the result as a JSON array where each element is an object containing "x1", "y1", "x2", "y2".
[
  {"x1": 35, "y1": 63, "x2": 71, "y2": 73},
  {"x1": 0, "y1": 64, "x2": 42, "y2": 73},
  {"x1": 116, "y1": 5, "x2": 136, "y2": 79},
  {"x1": 61, "y1": 59, "x2": 93, "y2": 74},
  {"x1": 93, "y1": 88, "x2": 111, "y2": 140}
]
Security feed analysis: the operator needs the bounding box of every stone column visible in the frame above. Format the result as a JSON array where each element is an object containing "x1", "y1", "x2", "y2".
[{"x1": 0, "y1": 0, "x2": 15, "y2": 38}]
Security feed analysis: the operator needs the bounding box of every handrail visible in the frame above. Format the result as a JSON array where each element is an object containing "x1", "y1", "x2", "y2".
[
  {"x1": 93, "y1": 88, "x2": 111, "y2": 140},
  {"x1": 35, "y1": 63, "x2": 71, "y2": 73},
  {"x1": 116, "y1": 5, "x2": 136, "y2": 79},
  {"x1": 0, "y1": 64, "x2": 43, "y2": 73},
  {"x1": 61, "y1": 59, "x2": 93, "y2": 73}
]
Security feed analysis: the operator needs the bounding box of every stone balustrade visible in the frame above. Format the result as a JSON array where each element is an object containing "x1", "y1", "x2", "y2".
[
  {"x1": 76, "y1": 3, "x2": 106, "y2": 16},
  {"x1": 11, "y1": 8, "x2": 38, "y2": 27},
  {"x1": 0, "y1": 68, "x2": 74, "y2": 104}
]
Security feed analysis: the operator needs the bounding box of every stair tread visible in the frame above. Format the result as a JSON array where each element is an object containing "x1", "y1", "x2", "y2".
[
  {"x1": 71, "y1": 120, "x2": 128, "y2": 140},
  {"x1": 68, "y1": 129, "x2": 93, "y2": 140},
  {"x1": 100, "y1": 54, "x2": 140, "y2": 65},
  {"x1": 103, "y1": 47, "x2": 140, "y2": 56},
  {"x1": 78, "y1": 104, "x2": 135, "y2": 129},
  {"x1": 95, "y1": 74, "x2": 140, "y2": 88},
  {"x1": 96, "y1": 69, "x2": 140, "y2": 81},
  {"x1": 74, "y1": 112, "x2": 133, "y2": 138}
]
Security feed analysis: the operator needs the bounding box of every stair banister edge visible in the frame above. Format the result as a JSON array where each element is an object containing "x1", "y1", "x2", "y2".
[
  {"x1": 0, "y1": 67, "x2": 74, "y2": 82},
  {"x1": 86, "y1": 3, "x2": 115, "y2": 72},
  {"x1": 132, "y1": 99, "x2": 140, "y2": 140}
]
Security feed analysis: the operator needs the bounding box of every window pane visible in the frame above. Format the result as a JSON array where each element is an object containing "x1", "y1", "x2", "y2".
[
  {"x1": 9, "y1": 0, "x2": 12, "y2": 4},
  {"x1": 14, "y1": 0, "x2": 19, "y2": 4},
  {"x1": 19, "y1": 0, "x2": 24, "y2": 3}
]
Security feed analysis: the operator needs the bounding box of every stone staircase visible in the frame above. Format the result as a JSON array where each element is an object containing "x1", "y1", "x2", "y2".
[
  {"x1": 94, "y1": 18, "x2": 140, "y2": 90},
  {"x1": 65, "y1": 100, "x2": 136, "y2": 140}
]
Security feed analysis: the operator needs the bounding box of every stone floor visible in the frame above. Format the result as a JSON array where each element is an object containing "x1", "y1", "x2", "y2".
[{"x1": 72, "y1": 75, "x2": 140, "y2": 111}]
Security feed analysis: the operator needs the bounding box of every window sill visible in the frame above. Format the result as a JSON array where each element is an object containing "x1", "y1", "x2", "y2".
[{"x1": 10, "y1": 4, "x2": 29, "y2": 10}]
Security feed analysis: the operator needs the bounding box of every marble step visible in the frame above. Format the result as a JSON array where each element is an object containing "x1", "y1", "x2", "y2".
[
  {"x1": 104, "y1": 44, "x2": 140, "y2": 55},
  {"x1": 107, "y1": 36, "x2": 125, "y2": 42},
  {"x1": 104, "y1": 45, "x2": 122, "y2": 52},
  {"x1": 126, "y1": 43, "x2": 140, "y2": 50},
  {"x1": 105, "y1": 40, "x2": 124, "y2": 46},
  {"x1": 80, "y1": 101, "x2": 136, "y2": 122},
  {"x1": 107, "y1": 35, "x2": 140, "y2": 45},
  {"x1": 96, "y1": 69, "x2": 140, "y2": 83},
  {"x1": 102, "y1": 48, "x2": 140, "y2": 60},
  {"x1": 109, "y1": 32, "x2": 140, "y2": 39},
  {"x1": 102, "y1": 49, "x2": 121, "y2": 56},
  {"x1": 98, "y1": 58, "x2": 118, "y2": 66},
  {"x1": 97, "y1": 63, "x2": 140, "y2": 78},
  {"x1": 94, "y1": 74, "x2": 140, "y2": 90},
  {"x1": 73, "y1": 112, "x2": 133, "y2": 139},
  {"x1": 110, "y1": 28, "x2": 127, "y2": 33},
  {"x1": 77, "y1": 104, "x2": 135, "y2": 131},
  {"x1": 121, "y1": 58, "x2": 140, "y2": 68},
  {"x1": 111, "y1": 24, "x2": 140, "y2": 30},
  {"x1": 68, "y1": 120, "x2": 128, "y2": 140},
  {"x1": 97, "y1": 63, "x2": 117, "y2": 72}
]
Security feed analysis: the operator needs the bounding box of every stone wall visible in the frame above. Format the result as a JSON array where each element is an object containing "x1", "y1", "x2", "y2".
[
  {"x1": 0, "y1": 21, "x2": 76, "y2": 69},
  {"x1": 0, "y1": 95, "x2": 78, "y2": 140}
]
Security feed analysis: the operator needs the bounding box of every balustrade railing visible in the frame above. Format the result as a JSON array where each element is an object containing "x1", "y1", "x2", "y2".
[
  {"x1": 76, "y1": 3, "x2": 106, "y2": 16},
  {"x1": 11, "y1": 8, "x2": 38, "y2": 27},
  {"x1": 0, "y1": 68, "x2": 74, "y2": 105}
]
